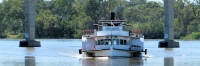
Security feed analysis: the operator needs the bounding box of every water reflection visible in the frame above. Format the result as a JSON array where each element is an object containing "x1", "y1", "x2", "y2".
[
  {"x1": 82, "y1": 57, "x2": 143, "y2": 66},
  {"x1": 164, "y1": 57, "x2": 174, "y2": 66},
  {"x1": 25, "y1": 56, "x2": 35, "y2": 66},
  {"x1": 25, "y1": 47, "x2": 35, "y2": 55},
  {"x1": 165, "y1": 48, "x2": 173, "y2": 51}
]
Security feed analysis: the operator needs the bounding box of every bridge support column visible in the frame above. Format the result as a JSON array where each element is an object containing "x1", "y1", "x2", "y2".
[
  {"x1": 158, "y1": 0, "x2": 179, "y2": 48},
  {"x1": 20, "y1": 0, "x2": 40, "y2": 47}
]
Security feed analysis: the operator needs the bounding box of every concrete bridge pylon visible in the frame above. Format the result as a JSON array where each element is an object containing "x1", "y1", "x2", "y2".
[
  {"x1": 19, "y1": 0, "x2": 41, "y2": 47},
  {"x1": 158, "y1": 0, "x2": 179, "y2": 48}
]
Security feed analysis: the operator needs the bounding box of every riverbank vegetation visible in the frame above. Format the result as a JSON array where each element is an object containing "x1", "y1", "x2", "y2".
[{"x1": 0, "y1": 0, "x2": 199, "y2": 39}]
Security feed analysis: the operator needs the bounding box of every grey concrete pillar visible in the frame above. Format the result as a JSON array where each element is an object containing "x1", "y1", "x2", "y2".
[
  {"x1": 158, "y1": 0, "x2": 179, "y2": 48},
  {"x1": 25, "y1": 0, "x2": 36, "y2": 41},
  {"x1": 164, "y1": 0, "x2": 174, "y2": 40},
  {"x1": 20, "y1": 0, "x2": 40, "y2": 47}
]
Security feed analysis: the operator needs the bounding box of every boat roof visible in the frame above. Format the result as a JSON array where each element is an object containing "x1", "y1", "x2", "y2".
[
  {"x1": 98, "y1": 20, "x2": 126, "y2": 23},
  {"x1": 94, "y1": 20, "x2": 131, "y2": 26}
]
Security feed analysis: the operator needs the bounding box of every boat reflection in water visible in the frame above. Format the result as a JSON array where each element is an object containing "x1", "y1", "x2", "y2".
[
  {"x1": 164, "y1": 57, "x2": 174, "y2": 66},
  {"x1": 25, "y1": 56, "x2": 35, "y2": 66},
  {"x1": 82, "y1": 57, "x2": 143, "y2": 66}
]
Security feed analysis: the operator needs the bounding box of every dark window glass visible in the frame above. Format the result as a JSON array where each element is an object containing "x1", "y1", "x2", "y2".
[
  {"x1": 120, "y1": 39, "x2": 123, "y2": 45},
  {"x1": 124, "y1": 40, "x2": 127, "y2": 45}
]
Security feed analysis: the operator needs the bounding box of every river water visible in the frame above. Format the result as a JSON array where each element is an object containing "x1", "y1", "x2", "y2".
[{"x1": 0, "y1": 39, "x2": 199, "y2": 66}]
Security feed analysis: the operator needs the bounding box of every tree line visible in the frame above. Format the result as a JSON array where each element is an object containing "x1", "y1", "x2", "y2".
[{"x1": 0, "y1": 0, "x2": 199, "y2": 39}]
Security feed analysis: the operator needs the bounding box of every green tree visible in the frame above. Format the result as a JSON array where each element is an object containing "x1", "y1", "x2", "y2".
[{"x1": 1, "y1": 0, "x2": 24, "y2": 35}]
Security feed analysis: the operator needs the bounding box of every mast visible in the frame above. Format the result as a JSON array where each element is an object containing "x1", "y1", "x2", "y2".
[{"x1": 111, "y1": 20, "x2": 113, "y2": 45}]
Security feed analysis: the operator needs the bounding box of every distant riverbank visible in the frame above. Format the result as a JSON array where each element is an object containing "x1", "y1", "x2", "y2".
[{"x1": 1, "y1": 33, "x2": 199, "y2": 40}]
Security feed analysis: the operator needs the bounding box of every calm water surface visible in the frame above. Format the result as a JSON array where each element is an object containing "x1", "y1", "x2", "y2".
[{"x1": 0, "y1": 39, "x2": 199, "y2": 66}]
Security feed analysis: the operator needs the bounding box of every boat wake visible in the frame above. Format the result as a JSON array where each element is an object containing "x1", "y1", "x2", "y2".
[
  {"x1": 73, "y1": 54, "x2": 83, "y2": 58},
  {"x1": 178, "y1": 54, "x2": 187, "y2": 57},
  {"x1": 142, "y1": 54, "x2": 154, "y2": 58},
  {"x1": 58, "y1": 52, "x2": 83, "y2": 59}
]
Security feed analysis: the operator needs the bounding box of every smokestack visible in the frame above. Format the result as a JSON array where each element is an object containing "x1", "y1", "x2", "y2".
[{"x1": 111, "y1": 12, "x2": 115, "y2": 20}]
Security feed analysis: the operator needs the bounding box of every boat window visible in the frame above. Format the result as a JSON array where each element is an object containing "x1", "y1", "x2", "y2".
[
  {"x1": 105, "y1": 39, "x2": 111, "y2": 45},
  {"x1": 104, "y1": 23, "x2": 111, "y2": 26},
  {"x1": 101, "y1": 39, "x2": 104, "y2": 45},
  {"x1": 98, "y1": 39, "x2": 121, "y2": 45},
  {"x1": 114, "y1": 23, "x2": 120, "y2": 26},
  {"x1": 97, "y1": 40, "x2": 100, "y2": 45},
  {"x1": 98, "y1": 26, "x2": 102, "y2": 31},
  {"x1": 116, "y1": 39, "x2": 119, "y2": 45},
  {"x1": 103, "y1": 23, "x2": 106, "y2": 26},
  {"x1": 124, "y1": 40, "x2": 127, "y2": 45},
  {"x1": 107, "y1": 23, "x2": 111, "y2": 26},
  {"x1": 113, "y1": 39, "x2": 116, "y2": 45},
  {"x1": 120, "y1": 39, "x2": 123, "y2": 45},
  {"x1": 108, "y1": 40, "x2": 111, "y2": 45},
  {"x1": 103, "y1": 23, "x2": 105, "y2": 26},
  {"x1": 119, "y1": 39, "x2": 127, "y2": 45}
]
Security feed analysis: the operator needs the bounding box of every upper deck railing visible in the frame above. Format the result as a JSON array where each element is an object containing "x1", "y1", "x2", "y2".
[
  {"x1": 130, "y1": 30, "x2": 144, "y2": 35},
  {"x1": 82, "y1": 20, "x2": 144, "y2": 36},
  {"x1": 82, "y1": 30, "x2": 94, "y2": 36},
  {"x1": 82, "y1": 29, "x2": 144, "y2": 37},
  {"x1": 98, "y1": 20, "x2": 126, "y2": 23}
]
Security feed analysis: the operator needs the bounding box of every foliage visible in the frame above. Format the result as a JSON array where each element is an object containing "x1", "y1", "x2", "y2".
[
  {"x1": 0, "y1": 0, "x2": 199, "y2": 40},
  {"x1": 181, "y1": 32, "x2": 200, "y2": 40}
]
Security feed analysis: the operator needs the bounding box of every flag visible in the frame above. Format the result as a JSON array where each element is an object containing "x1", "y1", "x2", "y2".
[{"x1": 111, "y1": 20, "x2": 115, "y2": 26}]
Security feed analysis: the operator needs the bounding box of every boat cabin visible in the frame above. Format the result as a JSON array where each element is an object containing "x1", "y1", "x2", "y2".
[
  {"x1": 94, "y1": 20, "x2": 131, "y2": 31},
  {"x1": 93, "y1": 20, "x2": 139, "y2": 49}
]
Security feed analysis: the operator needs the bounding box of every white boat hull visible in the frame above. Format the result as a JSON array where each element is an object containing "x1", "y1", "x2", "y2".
[
  {"x1": 83, "y1": 46, "x2": 143, "y2": 57},
  {"x1": 93, "y1": 50, "x2": 132, "y2": 57}
]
